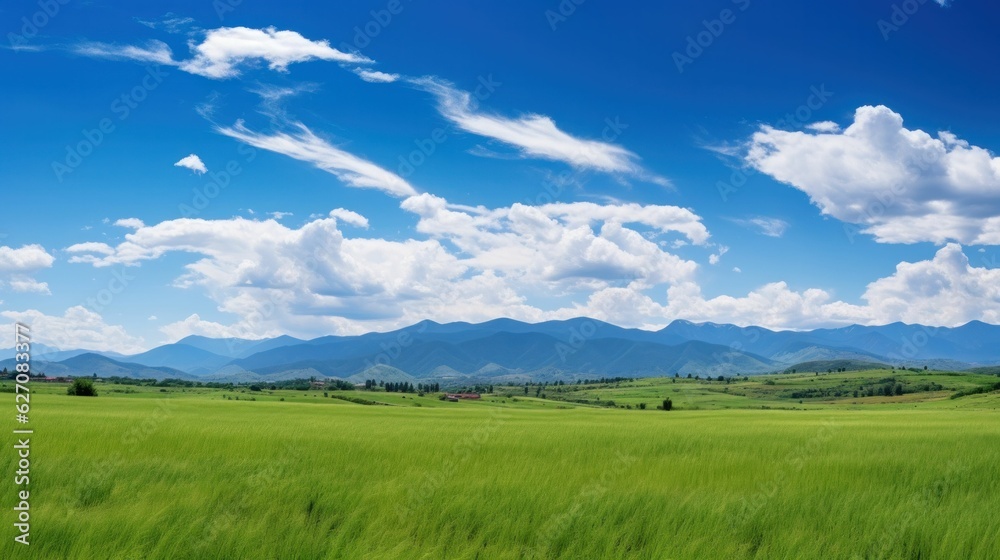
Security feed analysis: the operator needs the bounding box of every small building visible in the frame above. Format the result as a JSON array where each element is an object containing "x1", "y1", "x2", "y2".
[
  {"x1": 445, "y1": 392, "x2": 481, "y2": 400},
  {"x1": 43, "y1": 376, "x2": 72, "y2": 383}
]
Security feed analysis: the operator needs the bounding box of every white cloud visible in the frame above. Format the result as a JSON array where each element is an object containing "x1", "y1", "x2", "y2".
[
  {"x1": 413, "y1": 77, "x2": 668, "y2": 185},
  {"x1": 114, "y1": 218, "x2": 145, "y2": 229},
  {"x1": 181, "y1": 26, "x2": 369, "y2": 78},
  {"x1": 136, "y1": 14, "x2": 194, "y2": 34},
  {"x1": 74, "y1": 40, "x2": 177, "y2": 65},
  {"x1": 747, "y1": 105, "x2": 1000, "y2": 244},
  {"x1": 0, "y1": 245, "x2": 54, "y2": 295},
  {"x1": 733, "y1": 216, "x2": 789, "y2": 238},
  {"x1": 65, "y1": 193, "x2": 708, "y2": 340},
  {"x1": 732, "y1": 267, "x2": 742, "y2": 273},
  {"x1": 1, "y1": 307, "x2": 146, "y2": 354},
  {"x1": 662, "y1": 244, "x2": 1000, "y2": 329},
  {"x1": 216, "y1": 120, "x2": 417, "y2": 197},
  {"x1": 354, "y1": 68, "x2": 399, "y2": 83},
  {"x1": 328, "y1": 208, "x2": 369, "y2": 228},
  {"x1": 806, "y1": 121, "x2": 840, "y2": 133},
  {"x1": 76, "y1": 27, "x2": 369, "y2": 79},
  {"x1": 268, "y1": 211, "x2": 294, "y2": 220},
  {"x1": 174, "y1": 154, "x2": 208, "y2": 174},
  {"x1": 708, "y1": 245, "x2": 729, "y2": 265},
  {"x1": 8, "y1": 278, "x2": 50, "y2": 294},
  {"x1": 0, "y1": 245, "x2": 55, "y2": 273}
]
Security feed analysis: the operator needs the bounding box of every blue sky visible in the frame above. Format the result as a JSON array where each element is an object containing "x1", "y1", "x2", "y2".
[{"x1": 3, "y1": 0, "x2": 1000, "y2": 353}]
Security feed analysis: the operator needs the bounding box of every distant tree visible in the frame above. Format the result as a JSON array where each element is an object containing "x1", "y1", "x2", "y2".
[
  {"x1": 674, "y1": 373, "x2": 680, "y2": 378},
  {"x1": 67, "y1": 378, "x2": 98, "y2": 397},
  {"x1": 488, "y1": 384, "x2": 494, "y2": 393},
  {"x1": 924, "y1": 365, "x2": 928, "y2": 371},
  {"x1": 639, "y1": 403, "x2": 646, "y2": 410},
  {"x1": 524, "y1": 385, "x2": 529, "y2": 395},
  {"x1": 686, "y1": 373, "x2": 692, "y2": 379},
  {"x1": 853, "y1": 390, "x2": 859, "y2": 398},
  {"x1": 662, "y1": 398, "x2": 673, "y2": 411},
  {"x1": 717, "y1": 375, "x2": 725, "y2": 382},
  {"x1": 894, "y1": 384, "x2": 904, "y2": 396}
]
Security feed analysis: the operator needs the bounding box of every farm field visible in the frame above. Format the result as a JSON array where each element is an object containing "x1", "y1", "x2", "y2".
[{"x1": 3, "y1": 371, "x2": 1000, "y2": 559}]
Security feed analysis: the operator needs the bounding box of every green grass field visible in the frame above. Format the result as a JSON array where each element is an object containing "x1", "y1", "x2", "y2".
[{"x1": 4, "y1": 371, "x2": 1000, "y2": 559}]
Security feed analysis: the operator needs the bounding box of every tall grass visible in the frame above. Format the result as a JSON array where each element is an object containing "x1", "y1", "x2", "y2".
[{"x1": 2, "y1": 387, "x2": 998, "y2": 558}]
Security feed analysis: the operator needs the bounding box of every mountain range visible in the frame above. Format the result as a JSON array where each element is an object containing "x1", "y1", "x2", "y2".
[{"x1": 5, "y1": 318, "x2": 1000, "y2": 383}]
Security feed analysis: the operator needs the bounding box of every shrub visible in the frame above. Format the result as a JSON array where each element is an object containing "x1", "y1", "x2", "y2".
[
  {"x1": 67, "y1": 378, "x2": 98, "y2": 397},
  {"x1": 662, "y1": 398, "x2": 673, "y2": 411},
  {"x1": 639, "y1": 403, "x2": 647, "y2": 410}
]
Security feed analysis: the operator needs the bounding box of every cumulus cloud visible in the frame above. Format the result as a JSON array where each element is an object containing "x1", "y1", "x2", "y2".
[
  {"x1": 65, "y1": 193, "x2": 708, "y2": 339},
  {"x1": 328, "y1": 208, "x2": 369, "y2": 228},
  {"x1": 114, "y1": 218, "x2": 145, "y2": 229},
  {"x1": 0, "y1": 245, "x2": 54, "y2": 295},
  {"x1": 216, "y1": 120, "x2": 417, "y2": 197},
  {"x1": 746, "y1": 105, "x2": 1000, "y2": 244},
  {"x1": 412, "y1": 77, "x2": 668, "y2": 185},
  {"x1": 660, "y1": 244, "x2": 1000, "y2": 329},
  {"x1": 174, "y1": 154, "x2": 208, "y2": 174},
  {"x1": 1, "y1": 307, "x2": 146, "y2": 354},
  {"x1": 75, "y1": 26, "x2": 369, "y2": 79},
  {"x1": 0, "y1": 245, "x2": 55, "y2": 272}
]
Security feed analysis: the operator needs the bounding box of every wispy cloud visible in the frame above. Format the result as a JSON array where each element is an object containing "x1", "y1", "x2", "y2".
[
  {"x1": 216, "y1": 120, "x2": 417, "y2": 197},
  {"x1": 74, "y1": 39, "x2": 177, "y2": 65},
  {"x1": 354, "y1": 68, "x2": 399, "y2": 83},
  {"x1": 411, "y1": 77, "x2": 669, "y2": 186},
  {"x1": 732, "y1": 216, "x2": 789, "y2": 238},
  {"x1": 135, "y1": 13, "x2": 195, "y2": 34}
]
